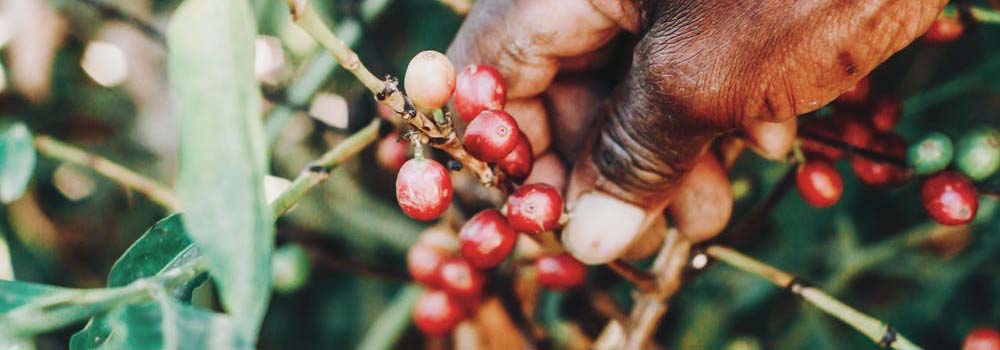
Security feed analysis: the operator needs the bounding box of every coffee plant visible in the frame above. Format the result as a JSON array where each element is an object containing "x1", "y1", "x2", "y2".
[{"x1": 0, "y1": 0, "x2": 998, "y2": 349}]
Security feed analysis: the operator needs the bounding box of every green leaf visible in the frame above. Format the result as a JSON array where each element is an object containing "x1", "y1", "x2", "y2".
[
  {"x1": 168, "y1": 0, "x2": 273, "y2": 342},
  {"x1": 71, "y1": 214, "x2": 207, "y2": 350},
  {"x1": 0, "y1": 123, "x2": 35, "y2": 203},
  {"x1": 0, "y1": 280, "x2": 69, "y2": 313},
  {"x1": 104, "y1": 299, "x2": 251, "y2": 350}
]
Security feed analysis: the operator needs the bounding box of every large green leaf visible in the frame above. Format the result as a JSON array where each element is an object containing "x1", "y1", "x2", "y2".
[
  {"x1": 0, "y1": 123, "x2": 35, "y2": 203},
  {"x1": 103, "y1": 299, "x2": 250, "y2": 350},
  {"x1": 70, "y1": 214, "x2": 207, "y2": 350},
  {"x1": 168, "y1": 0, "x2": 273, "y2": 342}
]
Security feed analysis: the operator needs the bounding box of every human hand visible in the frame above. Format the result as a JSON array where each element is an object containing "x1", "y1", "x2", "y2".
[{"x1": 447, "y1": 0, "x2": 948, "y2": 264}]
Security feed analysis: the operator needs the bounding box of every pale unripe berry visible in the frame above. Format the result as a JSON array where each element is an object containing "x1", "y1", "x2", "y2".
[{"x1": 404, "y1": 51, "x2": 456, "y2": 110}]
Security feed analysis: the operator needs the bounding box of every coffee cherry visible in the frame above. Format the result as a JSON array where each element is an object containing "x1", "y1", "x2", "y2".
[
  {"x1": 459, "y1": 209, "x2": 517, "y2": 269},
  {"x1": 955, "y1": 128, "x2": 1000, "y2": 181},
  {"x1": 922, "y1": 172, "x2": 978, "y2": 226},
  {"x1": 454, "y1": 64, "x2": 507, "y2": 122},
  {"x1": 869, "y1": 96, "x2": 902, "y2": 132},
  {"x1": 437, "y1": 257, "x2": 485, "y2": 300},
  {"x1": 396, "y1": 158, "x2": 453, "y2": 221},
  {"x1": 506, "y1": 183, "x2": 563, "y2": 234},
  {"x1": 841, "y1": 119, "x2": 873, "y2": 149},
  {"x1": 923, "y1": 17, "x2": 964, "y2": 44},
  {"x1": 376, "y1": 132, "x2": 410, "y2": 172},
  {"x1": 404, "y1": 51, "x2": 456, "y2": 110},
  {"x1": 963, "y1": 327, "x2": 1000, "y2": 350},
  {"x1": 463, "y1": 110, "x2": 520, "y2": 162},
  {"x1": 796, "y1": 160, "x2": 844, "y2": 208},
  {"x1": 535, "y1": 253, "x2": 586, "y2": 290},
  {"x1": 413, "y1": 290, "x2": 466, "y2": 336},
  {"x1": 907, "y1": 132, "x2": 953, "y2": 175},
  {"x1": 272, "y1": 244, "x2": 310, "y2": 294},
  {"x1": 835, "y1": 76, "x2": 870, "y2": 106},
  {"x1": 497, "y1": 134, "x2": 533, "y2": 181},
  {"x1": 851, "y1": 133, "x2": 906, "y2": 186},
  {"x1": 407, "y1": 243, "x2": 448, "y2": 287}
]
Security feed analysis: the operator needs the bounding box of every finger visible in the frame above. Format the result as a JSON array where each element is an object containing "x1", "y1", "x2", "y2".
[
  {"x1": 447, "y1": 0, "x2": 621, "y2": 98},
  {"x1": 744, "y1": 119, "x2": 797, "y2": 161},
  {"x1": 504, "y1": 98, "x2": 551, "y2": 156},
  {"x1": 666, "y1": 153, "x2": 733, "y2": 243},
  {"x1": 544, "y1": 75, "x2": 612, "y2": 159},
  {"x1": 562, "y1": 0, "x2": 947, "y2": 264},
  {"x1": 524, "y1": 152, "x2": 567, "y2": 191},
  {"x1": 621, "y1": 214, "x2": 666, "y2": 261}
]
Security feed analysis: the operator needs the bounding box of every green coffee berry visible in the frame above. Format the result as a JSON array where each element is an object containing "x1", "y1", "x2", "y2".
[
  {"x1": 955, "y1": 127, "x2": 999, "y2": 180},
  {"x1": 907, "y1": 132, "x2": 953, "y2": 175},
  {"x1": 272, "y1": 244, "x2": 310, "y2": 294}
]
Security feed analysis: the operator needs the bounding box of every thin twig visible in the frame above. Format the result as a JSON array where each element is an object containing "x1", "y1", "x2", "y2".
[
  {"x1": 706, "y1": 245, "x2": 924, "y2": 350},
  {"x1": 286, "y1": 0, "x2": 495, "y2": 186},
  {"x1": 606, "y1": 260, "x2": 657, "y2": 293},
  {"x1": 34, "y1": 136, "x2": 179, "y2": 210},
  {"x1": 797, "y1": 129, "x2": 908, "y2": 167},
  {"x1": 722, "y1": 163, "x2": 798, "y2": 246},
  {"x1": 77, "y1": 0, "x2": 166, "y2": 45}
]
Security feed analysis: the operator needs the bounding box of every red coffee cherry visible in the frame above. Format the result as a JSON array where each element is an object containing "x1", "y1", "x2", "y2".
[
  {"x1": 407, "y1": 243, "x2": 448, "y2": 287},
  {"x1": 454, "y1": 64, "x2": 507, "y2": 122},
  {"x1": 404, "y1": 51, "x2": 456, "y2": 110},
  {"x1": 923, "y1": 17, "x2": 964, "y2": 44},
  {"x1": 851, "y1": 133, "x2": 906, "y2": 186},
  {"x1": 796, "y1": 160, "x2": 844, "y2": 208},
  {"x1": 463, "y1": 110, "x2": 520, "y2": 162},
  {"x1": 841, "y1": 119, "x2": 874, "y2": 149},
  {"x1": 413, "y1": 289, "x2": 466, "y2": 336},
  {"x1": 396, "y1": 158, "x2": 453, "y2": 221},
  {"x1": 835, "y1": 76, "x2": 870, "y2": 106},
  {"x1": 376, "y1": 132, "x2": 409, "y2": 172},
  {"x1": 869, "y1": 96, "x2": 902, "y2": 132},
  {"x1": 506, "y1": 184, "x2": 563, "y2": 234},
  {"x1": 437, "y1": 257, "x2": 485, "y2": 300},
  {"x1": 535, "y1": 253, "x2": 586, "y2": 290},
  {"x1": 921, "y1": 171, "x2": 979, "y2": 226},
  {"x1": 497, "y1": 134, "x2": 533, "y2": 181},
  {"x1": 459, "y1": 209, "x2": 517, "y2": 269},
  {"x1": 964, "y1": 327, "x2": 1000, "y2": 350}
]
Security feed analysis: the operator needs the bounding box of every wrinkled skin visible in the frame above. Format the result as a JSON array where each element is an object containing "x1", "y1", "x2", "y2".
[{"x1": 448, "y1": 0, "x2": 948, "y2": 264}]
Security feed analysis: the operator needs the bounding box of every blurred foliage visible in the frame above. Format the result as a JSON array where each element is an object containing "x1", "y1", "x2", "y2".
[{"x1": 0, "y1": 0, "x2": 997, "y2": 349}]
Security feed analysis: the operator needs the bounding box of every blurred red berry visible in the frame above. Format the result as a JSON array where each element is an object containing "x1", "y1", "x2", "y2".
[
  {"x1": 404, "y1": 50, "x2": 456, "y2": 110},
  {"x1": 454, "y1": 64, "x2": 507, "y2": 122},
  {"x1": 841, "y1": 119, "x2": 874, "y2": 149},
  {"x1": 463, "y1": 110, "x2": 520, "y2": 162},
  {"x1": 922, "y1": 172, "x2": 979, "y2": 226},
  {"x1": 407, "y1": 244, "x2": 447, "y2": 287},
  {"x1": 796, "y1": 160, "x2": 844, "y2": 208},
  {"x1": 535, "y1": 253, "x2": 586, "y2": 290},
  {"x1": 459, "y1": 209, "x2": 517, "y2": 269},
  {"x1": 923, "y1": 17, "x2": 964, "y2": 43},
  {"x1": 869, "y1": 96, "x2": 902, "y2": 132},
  {"x1": 396, "y1": 158, "x2": 453, "y2": 221},
  {"x1": 506, "y1": 183, "x2": 563, "y2": 234},
  {"x1": 851, "y1": 133, "x2": 906, "y2": 186},
  {"x1": 964, "y1": 328, "x2": 1000, "y2": 350},
  {"x1": 413, "y1": 290, "x2": 466, "y2": 336},
  {"x1": 437, "y1": 257, "x2": 485, "y2": 300},
  {"x1": 376, "y1": 132, "x2": 409, "y2": 172},
  {"x1": 835, "y1": 76, "x2": 870, "y2": 106},
  {"x1": 497, "y1": 134, "x2": 533, "y2": 181}
]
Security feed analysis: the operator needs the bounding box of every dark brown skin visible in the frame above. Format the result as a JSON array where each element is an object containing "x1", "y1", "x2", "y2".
[{"x1": 448, "y1": 0, "x2": 948, "y2": 264}]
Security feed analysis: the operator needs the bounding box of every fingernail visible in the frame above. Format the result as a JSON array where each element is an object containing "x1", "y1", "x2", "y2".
[{"x1": 561, "y1": 192, "x2": 645, "y2": 265}]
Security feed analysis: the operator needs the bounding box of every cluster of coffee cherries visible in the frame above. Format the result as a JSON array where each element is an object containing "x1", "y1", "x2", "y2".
[
  {"x1": 795, "y1": 75, "x2": 996, "y2": 226},
  {"x1": 385, "y1": 51, "x2": 587, "y2": 336},
  {"x1": 964, "y1": 327, "x2": 1000, "y2": 350}
]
